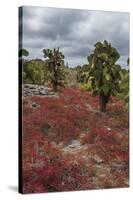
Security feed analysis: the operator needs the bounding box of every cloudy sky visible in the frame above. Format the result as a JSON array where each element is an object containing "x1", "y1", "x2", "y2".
[{"x1": 20, "y1": 6, "x2": 129, "y2": 67}]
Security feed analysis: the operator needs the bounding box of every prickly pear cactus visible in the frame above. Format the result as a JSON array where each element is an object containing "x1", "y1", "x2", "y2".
[
  {"x1": 43, "y1": 48, "x2": 65, "y2": 91},
  {"x1": 87, "y1": 40, "x2": 122, "y2": 112}
]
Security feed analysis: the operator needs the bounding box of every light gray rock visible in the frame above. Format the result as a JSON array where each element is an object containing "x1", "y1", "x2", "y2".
[
  {"x1": 39, "y1": 89, "x2": 48, "y2": 95},
  {"x1": 49, "y1": 91, "x2": 55, "y2": 95},
  {"x1": 92, "y1": 155, "x2": 103, "y2": 163},
  {"x1": 24, "y1": 84, "x2": 30, "y2": 88},
  {"x1": 23, "y1": 84, "x2": 56, "y2": 97},
  {"x1": 68, "y1": 140, "x2": 81, "y2": 148}
]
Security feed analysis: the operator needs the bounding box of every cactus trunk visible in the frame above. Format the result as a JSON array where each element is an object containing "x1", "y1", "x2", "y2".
[
  {"x1": 52, "y1": 69, "x2": 58, "y2": 92},
  {"x1": 53, "y1": 81, "x2": 58, "y2": 92},
  {"x1": 99, "y1": 93, "x2": 108, "y2": 112}
]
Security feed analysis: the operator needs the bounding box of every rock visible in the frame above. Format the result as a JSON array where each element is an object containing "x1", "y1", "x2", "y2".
[
  {"x1": 85, "y1": 103, "x2": 93, "y2": 110},
  {"x1": 39, "y1": 89, "x2": 48, "y2": 95},
  {"x1": 92, "y1": 155, "x2": 103, "y2": 163},
  {"x1": 31, "y1": 102, "x2": 39, "y2": 108},
  {"x1": 29, "y1": 85, "x2": 37, "y2": 89},
  {"x1": 24, "y1": 84, "x2": 37, "y2": 89},
  {"x1": 62, "y1": 140, "x2": 82, "y2": 153},
  {"x1": 68, "y1": 140, "x2": 81, "y2": 148},
  {"x1": 32, "y1": 103, "x2": 37, "y2": 107},
  {"x1": 41, "y1": 123, "x2": 51, "y2": 135},
  {"x1": 49, "y1": 91, "x2": 55, "y2": 95},
  {"x1": 39, "y1": 87, "x2": 45, "y2": 90},
  {"x1": 107, "y1": 127, "x2": 111, "y2": 131},
  {"x1": 24, "y1": 84, "x2": 30, "y2": 88}
]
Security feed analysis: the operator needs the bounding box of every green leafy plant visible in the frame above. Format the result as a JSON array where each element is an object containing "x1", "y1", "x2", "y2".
[
  {"x1": 23, "y1": 59, "x2": 49, "y2": 85},
  {"x1": 86, "y1": 40, "x2": 122, "y2": 112}
]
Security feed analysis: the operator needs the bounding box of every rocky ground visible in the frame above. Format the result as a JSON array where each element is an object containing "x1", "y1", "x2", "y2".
[{"x1": 23, "y1": 84, "x2": 57, "y2": 97}]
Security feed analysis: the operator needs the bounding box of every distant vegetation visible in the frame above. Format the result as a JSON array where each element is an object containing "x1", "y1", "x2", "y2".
[{"x1": 20, "y1": 40, "x2": 129, "y2": 112}]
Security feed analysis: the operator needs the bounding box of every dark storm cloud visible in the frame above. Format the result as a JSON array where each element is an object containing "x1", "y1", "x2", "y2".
[
  {"x1": 21, "y1": 6, "x2": 129, "y2": 67},
  {"x1": 23, "y1": 7, "x2": 88, "y2": 41}
]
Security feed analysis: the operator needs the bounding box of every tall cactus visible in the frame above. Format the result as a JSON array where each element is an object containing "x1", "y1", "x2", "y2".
[
  {"x1": 87, "y1": 40, "x2": 121, "y2": 112},
  {"x1": 43, "y1": 48, "x2": 65, "y2": 91}
]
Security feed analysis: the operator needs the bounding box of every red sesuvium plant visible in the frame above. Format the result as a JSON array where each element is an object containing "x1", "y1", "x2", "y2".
[
  {"x1": 80, "y1": 126, "x2": 129, "y2": 165},
  {"x1": 22, "y1": 87, "x2": 129, "y2": 193}
]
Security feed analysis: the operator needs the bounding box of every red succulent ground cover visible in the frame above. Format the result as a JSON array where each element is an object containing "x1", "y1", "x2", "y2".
[{"x1": 22, "y1": 87, "x2": 129, "y2": 193}]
